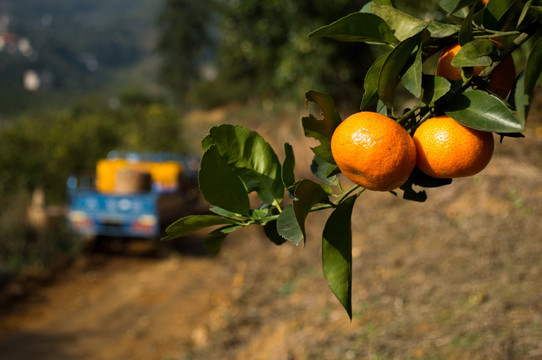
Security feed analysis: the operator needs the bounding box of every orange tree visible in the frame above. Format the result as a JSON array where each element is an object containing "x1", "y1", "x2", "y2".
[{"x1": 163, "y1": 0, "x2": 542, "y2": 319}]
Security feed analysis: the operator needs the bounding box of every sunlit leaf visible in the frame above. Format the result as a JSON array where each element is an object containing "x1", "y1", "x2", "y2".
[
  {"x1": 309, "y1": 12, "x2": 398, "y2": 45},
  {"x1": 294, "y1": 180, "x2": 331, "y2": 243},
  {"x1": 163, "y1": 214, "x2": 238, "y2": 241},
  {"x1": 360, "y1": 53, "x2": 388, "y2": 111},
  {"x1": 401, "y1": 44, "x2": 423, "y2": 98},
  {"x1": 302, "y1": 91, "x2": 342, "y2": 164},
  {"x1": 277, "y1": 180, "x2": 330, "y2": 245},
  {"x1": 378, "y1": 31, "x2": 424, "y2": 109},
  {"x1": 444, "y1": 89, "x2": 523, "y2": 133},
  {"x1": 202, "y1": 125, "x2": 284, "y2": 206},
  {"x1": 371, "y1": 5, "x2": 424, "y2": 41},
  {"x1": 426, "y1": 22, "x2": 460, "y2": 38},
  {"x1": 371, "y1": 5, "x2": 459, "y2": 41},
  {"x1": 322, "y1": 195, "x2": 357, "y2": 320},
  {"x1": 310, "y1": 155, "x2": 339, "y2": 186},
  {"x1": 277, "y1": 205, "x2": 303, "y2": 244},
  {"x1": 199, "y1": 145, "x2": 251, "y2": 215},
  {"x1": 422, "y1": 75, "x2": 451, "y2": 106},
  {"x1": 451, "y1": 39, "x2": 498, "y2": 67}
]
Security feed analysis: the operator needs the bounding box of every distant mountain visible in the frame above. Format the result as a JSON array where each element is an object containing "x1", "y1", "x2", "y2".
[{"x1": 0, "y1": 0, "x2": 162, "y2": 116}]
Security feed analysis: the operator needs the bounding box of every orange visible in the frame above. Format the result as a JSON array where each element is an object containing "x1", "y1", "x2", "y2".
[
  {"x1": 413, "y1": 115, "x2": 494, "y2": 178},
  {"x1": 330, "y1": 111, "x2": 416, "y2": 191},
  {"x1": 435, "y1": 43, "x2": 515, "y2": 98}
]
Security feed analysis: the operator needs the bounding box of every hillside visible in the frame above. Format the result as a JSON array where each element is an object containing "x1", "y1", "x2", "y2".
[{"x1": 0, "y1": 0, "x2": 160, "y2": 116}]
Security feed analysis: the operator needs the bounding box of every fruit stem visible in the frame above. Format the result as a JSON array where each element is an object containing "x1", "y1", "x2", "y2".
[
  {"x1": 479, "y1": 22, "x2": 541, "y2": 80},
  {"x1": 334, "y1": 184, "x2": 363, "y2": 207},
  {"x1": 410, "y1": 110, "x2": 435, "y2": 132},
  {"x1": 398, "y1": 104, "x2": 424, "y2": 128}
]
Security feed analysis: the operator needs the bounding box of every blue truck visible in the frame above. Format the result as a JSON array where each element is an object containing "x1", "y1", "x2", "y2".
[{"x1": 67, "y1": 151, "x2": 200, "y2": 242}]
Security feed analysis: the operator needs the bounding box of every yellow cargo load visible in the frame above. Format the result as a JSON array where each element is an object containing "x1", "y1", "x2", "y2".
[{"x1": 96, "y1": 158, "x2": 184, "y2": 194}]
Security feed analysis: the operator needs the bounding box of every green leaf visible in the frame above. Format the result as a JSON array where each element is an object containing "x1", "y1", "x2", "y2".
[
  {"x1": 360, "y1": 53, "x2": 388, "y2": 111},
  {"x1": 444, "y1": 89, "x2": 524, "y2": 133},
  {"x1": 202, "y1": 125, "x2": 284, "y2": 206},
  {"x1": 373, "y1": 0, "x2": 397, "y2": 7},
  {"x1": 483, "y1": 0, "x2": 518, "y2": 30},
  {"x1": 401, "y1": 44, "x2": 423, "y2": 98},
  {"x1": 378, "y1": 31, "x2": 424, "y2": 109},
  {"x1": 451, "y1": 39, "x2": 498, "y2": 67},
  {"x1": 422, "y1": 75, "x2": 451, "y2": 106},
  {"x1": 426, "y1": 22, "x2": 460, "y2": 38},
  {"x1": 376, "y1": 99, "x2": 388, "y2": 116},
  {"x1": 278, "y1": 180, "x2": 330, "y2": 245},
  {"x1": 163, "y1": 214, "x2": 238, "y2": 241},
  {"x1": 458, "y1": 4, "x2": 476, "y2": 46},
  {"x1": 310, "y1": 155, "x2": 339, "y2": 186},
  {"x1": 302, "y1": 91, "x2": 342, "y2": 164},
  {"x1": 322, "y1": 195, "x2": 357, "y2": 320},
  {"x1": 263, "y1": 220, "x2": 287, "y2": 246},
  {"x1": 199, "y1": 146, "x2": 251, "y2": 215},
  {"x1": 514, "y1": 36, "x2": 542, "y2": 124},
  {"x1": 251, "y1": 208, "x2": 272, "y2": 220},
  {"x1": 516, "y1": 0, "x2": 533, "y2": 28},
  {"x1": 309, "y1": 12, "x2": 398, "y2": 45},
  {"x1": 277, "y1": 205, "x2": 303, "y2": 245},
  {"x1": 449, "y1": 0, "x2": 479, "y2": 16},
  {"x1": 209, "y1": 206, "x2": 245, "y2": 219},
  {"x1": 439, "y1": 0, "x2": 470, "y2": 17},
  {"x1": 370, "y1": 5, "x2": 425, "y2": 41},
  {"x1": 371, "y1": 5, "x2": 459, "y2": 41},
  {"x1": 282, "y1": 142, "x2": 296, "y2": 189},
  {"x1": 204, "y1": 225, "x2": 242, "y2": 255},
  {"x1": 294, "y1": 180, "x2": 331, "y2": 242},
  {"x1": 528, "y1": 6, "x2": 542, "y2": 23}
]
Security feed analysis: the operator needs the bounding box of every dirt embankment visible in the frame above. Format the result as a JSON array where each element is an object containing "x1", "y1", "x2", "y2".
[{"x1": 1, "y1": 99, "x2": 542, "y2": 360}]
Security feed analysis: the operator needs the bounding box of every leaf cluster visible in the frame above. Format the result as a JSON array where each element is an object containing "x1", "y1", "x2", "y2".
[{"x1": 164, "y1": 0, "x2": 542, "y2": 319}]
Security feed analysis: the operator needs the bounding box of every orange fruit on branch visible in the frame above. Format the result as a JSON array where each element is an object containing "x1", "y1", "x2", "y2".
[
  {"x1": 413, "y1": 115, "x2": 494, "y2": 179},
  {"x1": 435, "y1": 43, "x2": 515, "y2": 99},
  {"x1": 330, "y1": 111, "x2": 416, "y2": 191}
]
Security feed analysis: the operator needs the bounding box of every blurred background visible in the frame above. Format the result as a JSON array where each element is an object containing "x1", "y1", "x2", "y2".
[{"x1": 0, "y1": 0, "x2": 541, "y2": 359}]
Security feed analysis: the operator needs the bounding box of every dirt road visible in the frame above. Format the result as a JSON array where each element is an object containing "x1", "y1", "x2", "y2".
[{"x1": 0, "y1": 240, "x2": 240, "y2": 360}]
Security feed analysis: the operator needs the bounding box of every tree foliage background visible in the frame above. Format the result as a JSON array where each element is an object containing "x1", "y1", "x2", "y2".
[{"x1": 155, "y1": 0, "x2": 376, "y2": 109}]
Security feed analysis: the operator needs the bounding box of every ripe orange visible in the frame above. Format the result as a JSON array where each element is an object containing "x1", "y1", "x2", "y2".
[
  {"x1": 413, "y1": 115, "x2": 494, "y2": 178},
  {"x1": 330, "y1": 111, "x2": 416, "y2": 191},
  {"x1": 435, "y1": 43, "x2": 515, "y2": 98}
]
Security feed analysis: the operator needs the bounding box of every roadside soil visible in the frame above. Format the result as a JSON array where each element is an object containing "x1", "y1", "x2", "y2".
[{"x1": 1, "y1": 96, "x2": 542, "y2": 360}]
